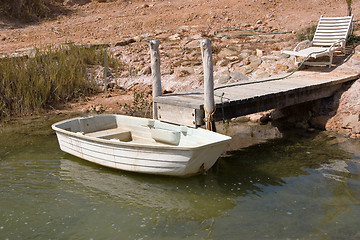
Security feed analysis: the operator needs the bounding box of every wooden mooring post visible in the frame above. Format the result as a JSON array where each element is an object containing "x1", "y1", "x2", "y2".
[
  {"x1": 200, "y1": 39, "x2": 216, "y2": 131},
  {"x1": 149, "y1": 40, "x2": 162, "y2": 120}
]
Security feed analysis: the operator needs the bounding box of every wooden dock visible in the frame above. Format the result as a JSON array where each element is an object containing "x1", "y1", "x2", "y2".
[
  {"x1": 146, "y1": 40, "x2": 360, "y2": 128},
  {"x1": 154, "y1": 69, "x2": 360, "y2": 127}
]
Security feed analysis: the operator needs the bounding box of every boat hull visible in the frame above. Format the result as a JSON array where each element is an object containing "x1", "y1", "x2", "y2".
[{"x1": 52, "y1": 115, "x2": 231, "y2": 177}]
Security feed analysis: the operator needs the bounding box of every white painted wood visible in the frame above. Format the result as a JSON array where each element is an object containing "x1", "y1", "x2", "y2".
[
  {"x1": 149, "y1": 40, "x2": 162, "y2": 120},
  {"x1": 281, "y1": 15, "x2": 353, "y2": 68},
  {"x1": 157, "y1": 103, "x2": 197, "y2": 127},
  {"x1": 200, "y1": 39, "x2": 215, "y2": 131},
  {"x1": 52, "y1": 114, "x2": 231, "y2": 177}
]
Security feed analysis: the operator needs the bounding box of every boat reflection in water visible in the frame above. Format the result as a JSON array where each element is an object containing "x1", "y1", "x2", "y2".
[{"x1": 59, "y1": 156, "x2": 237, "y2": 220}]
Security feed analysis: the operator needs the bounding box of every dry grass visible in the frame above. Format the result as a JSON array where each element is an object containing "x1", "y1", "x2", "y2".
[
  {"x1": 0, "y1": 0, "x2": 50, "y2": 21},
  {"x1": 0, "y1": 43, "x2": 122, "y2": 119}
]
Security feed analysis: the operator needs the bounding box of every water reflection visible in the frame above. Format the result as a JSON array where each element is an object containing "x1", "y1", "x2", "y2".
[{"x1": 59, "y1": 156, "x2": 237, "y2": 220}]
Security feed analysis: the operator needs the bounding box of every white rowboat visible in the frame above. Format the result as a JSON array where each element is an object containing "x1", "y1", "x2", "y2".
[{"x1": 52, "y1": 115, "x2": 231, "y2": 177}]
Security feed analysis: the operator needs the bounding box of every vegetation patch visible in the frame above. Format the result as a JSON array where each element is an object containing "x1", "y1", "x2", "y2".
[
  {"x1": 0, "y1": 43, "x2": 121, "y2": 119},
  {"x1": 0, "y1": 0, "x2": 67, "y2": 22},
  {"x1": 117, "y1": 91, "x2": 152, "y2": 118},
  {"x1": 296, "y1": 25, "x2": 317, "y2": 42}
]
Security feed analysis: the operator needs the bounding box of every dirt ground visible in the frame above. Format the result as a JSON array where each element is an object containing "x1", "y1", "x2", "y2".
[
  {"x1": 0, "y1": 0, "x2": 359, "y2": 135},
  {"x1": 0, "y1": 0, "x2": 359, "y2": 52}
]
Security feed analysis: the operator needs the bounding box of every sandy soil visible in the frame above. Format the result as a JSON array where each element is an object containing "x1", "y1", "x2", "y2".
[{"x1": 1, "y1": 0, "x2": 359, "y2": 53}]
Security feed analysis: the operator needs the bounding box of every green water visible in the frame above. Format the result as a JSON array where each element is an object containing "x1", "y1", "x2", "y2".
[{"x1": 1, "y1": 115, "x2": 360, "y2": 240}]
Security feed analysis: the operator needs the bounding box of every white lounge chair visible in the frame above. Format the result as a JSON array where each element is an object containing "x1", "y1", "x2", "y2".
[{"x1": 282, "y1": 15, "x2": 353, "y2": 68}]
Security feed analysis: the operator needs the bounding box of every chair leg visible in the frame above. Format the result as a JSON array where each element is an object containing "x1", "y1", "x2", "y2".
[{"x1": 328, "y1": 53, "x2": 333, "y2": 68}]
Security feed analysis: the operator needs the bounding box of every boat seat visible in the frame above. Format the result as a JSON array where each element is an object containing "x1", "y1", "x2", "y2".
[
  {"x1": 85, "y1": 128, "x2": 132, "y2": 142},
  {"x1": 150, "y1": 128, "x2": 181, "y2": 145}
]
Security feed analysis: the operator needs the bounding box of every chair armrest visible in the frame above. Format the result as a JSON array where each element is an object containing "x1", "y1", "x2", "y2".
[
  {"x1": 294, "y1": 40, "x2": 312, "y2": 51},
  {"x1": 329, "y1": 39, "x2": 345, "y2": 52}
]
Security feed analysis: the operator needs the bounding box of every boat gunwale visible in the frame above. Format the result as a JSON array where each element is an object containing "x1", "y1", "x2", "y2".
[{"x1": 51, "y1": 115, "x2": 231, "y2": 151}]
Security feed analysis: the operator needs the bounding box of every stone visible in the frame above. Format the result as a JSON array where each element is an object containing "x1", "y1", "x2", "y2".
[
  {"x1": 115, "y1": 38, "x2": 136, "y2": 47},
  {"x1": 64, "y1": 0, "x2": 90, "y2": 6},
  {"x1": 232, "y1": 116, "x2": 250, "y2": 123},
  {"x1": 215, "y1": 71, "x2": 231, "y2": 85},
  {"x1": 218, "y1": 48, "x2": 240, "y2": 59},
  {"x1": 216, "y1": 59, "x2": 229, "y2": 67},
  {"x1": 249, "y1": 56, "x2": 262, "y2": 68},
  {"x1": 239, "y1": 52, "x2": 250, "y2": 59},
  {"x1": 256, "y1": 49, "x2": 264, "y2": 58},
  {"x1": 310, "y1": 116, "x2": 329, "y2": 130},
  {"x1": 225, "y1": 56, "x2": 239, "y2": 62},
  {"x1": 342, "y1": 115, "x2": 358, "y2": 129},
  {"x1": 260, "y1": 115, "x2": 270, "y2": 124},
  {"x1": 248, "y1": 113, "x2": 263, "y2": 123},
  {"x1": 253, "y1": 69, "x2": 270, "y2": 79},
  {"x1": 141, "y1": 66, "x2": 151, "y2": 75},
  {"x1": 169, "y1": 34, "x2": 181, "y2": 41},
  {"x1": 230, "y1": 72, "x2": 248, "y2": 81},
  {"x1": 238, "y1": 66, "x2": 255, "y2": 75},
  {"x1": 352, "y1": 123, "x2": 360, "y2": 133},
  {"x1": 274, "y1": 63, "x2": 289, "y2": 72}
]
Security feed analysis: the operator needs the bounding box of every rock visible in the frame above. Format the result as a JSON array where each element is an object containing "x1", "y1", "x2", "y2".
[
  {"x1": 238, "y1": 66, "x2": 255, "y2": 75},
  {"x1": 169, "y1": 34, "x2": 181, "y2": 41},
  {"x1": 310, "y1": 116, "x2": 329, "y2": 130},
  {"x1": 225, "y1": 56, "x2": 239, "y2": 62},
  {"x1": 256, "y1": 49, "x2": 264, "y2": 58},
  {"x1": 249, "y1": 55, "x2": 262, "y2": 68},
  {"x1": 342, "y1": 114, "x2": 358, "y2": 129},
  {"x1": 115, "y1": 38, "x2": 136, "y2": 47},
  {"x1": 253, "y1": 69, "x2": 270, "y2": 79},
  {"x1": 141, "y1": 66, "x2": 151, "y2": 75},
  {"x1": 232, "y1": 116, "x2": 250, "y2": 123},
  {"x1": 64, "y1": 0, "x2": 90, "y2": 6},
  {"x1": 274, "y1": 63, "x2": 289, "y2": 72},
  {"x1": 215, "y1": 71, "x2": 231, "y2": 85},
  {"x1": 216, "y1": 59, "x2": 229, "y2": 67},
  {"x1": 218, "y1": 48, "x2": 239, "y2": 59},
  {"x1": 352, "y1": 122, "x2": 360, "y2": 133},
  {"x1": 230, "y1": 71, "x2": 248, "y2": 81},
  {"x1": 260, "y1": 115, "x2": 270, "y2": 124},
  {"x1": 239, "y1": 52, "x2": 250, "y2": 59},
  {"x1": 248, "y1": 113, "x2": 263, "y2": 123}
]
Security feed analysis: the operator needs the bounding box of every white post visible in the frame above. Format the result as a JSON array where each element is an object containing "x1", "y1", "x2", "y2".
[
  {"x1": 200, "y1": 39, "x2": 216, "y2": 131},
  {"x1": 104, "y1": 49, "x2": 108, "y2": 97},
  {"x1": 148, "y1": 40, "x2": 162, "y2": 120}
]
